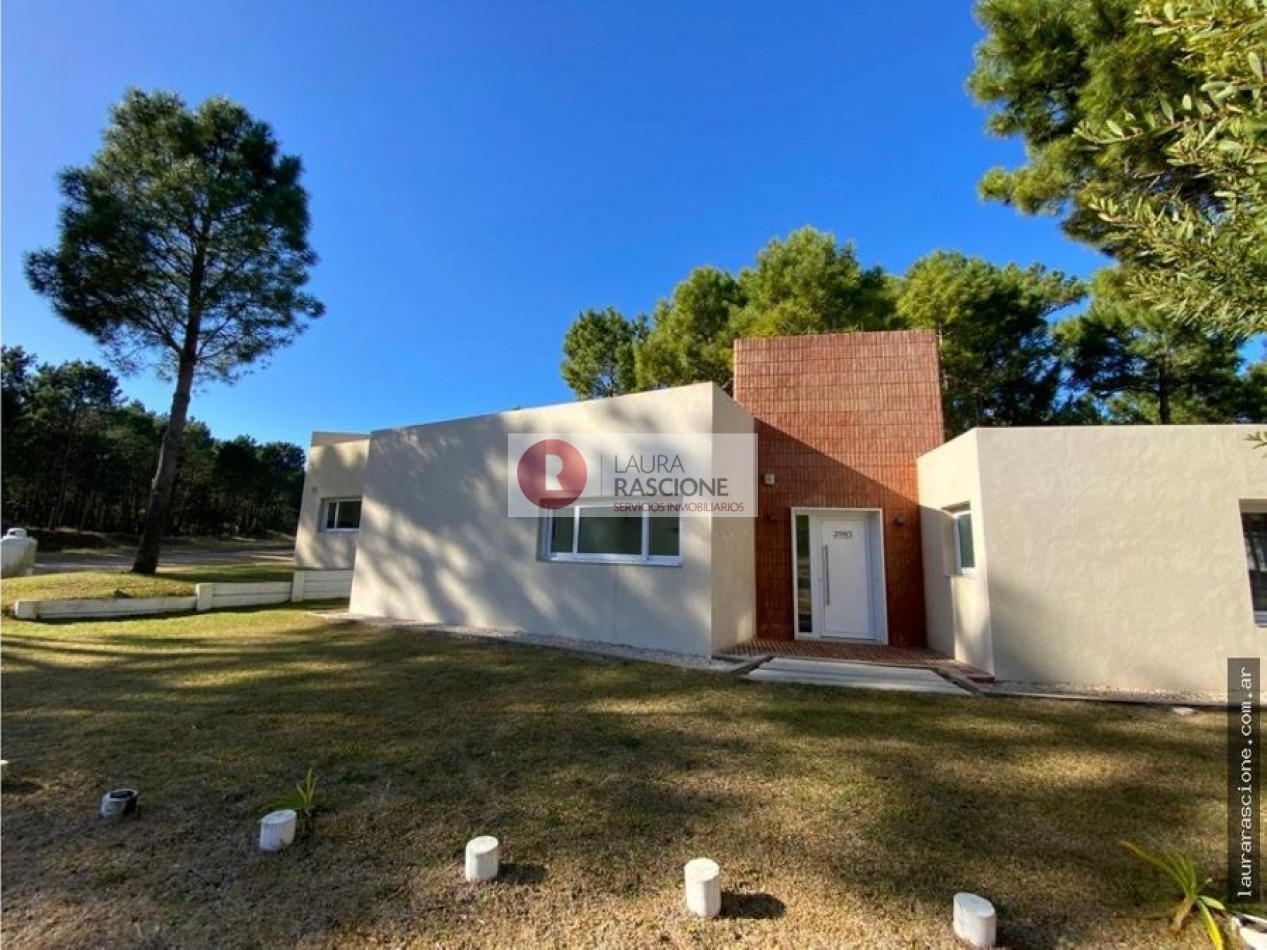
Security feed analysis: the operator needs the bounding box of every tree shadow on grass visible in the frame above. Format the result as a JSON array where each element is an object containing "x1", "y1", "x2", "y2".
[
  {"x1": 721, "y1": 891, "x2": 786, "y2": 920},
  {"x1": 0, "y1": 618, "x2": 1232, "y2": 948},
  {"x1": 1, "y1": 778, "x2": 45, "y2": 796},
  {"x1": 497, "y1": 863, "x2": 548, "y2": 886}
]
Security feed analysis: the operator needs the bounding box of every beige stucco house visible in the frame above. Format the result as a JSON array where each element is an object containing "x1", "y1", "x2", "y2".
[
  {"x1": 294, "y1": 432, "x2": 369, "y2": 571},
  {"x1": 296, "y1": 383, "x2": 755, "y2": 657},
  {"x1": 919, "y1": 425, "x2": 1266, "y2": 693},
  {"x1": 294, "y1": 331, "x2": 1265, "y2": 694}
]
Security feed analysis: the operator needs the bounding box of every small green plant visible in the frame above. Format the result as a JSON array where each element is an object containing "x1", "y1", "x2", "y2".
[
  {"x1": 1121, "y1": 840, "x2": 1227, "y2": 949},
  {"x1": 274, "y1": 768, "x2": 318, "y2": 832}
]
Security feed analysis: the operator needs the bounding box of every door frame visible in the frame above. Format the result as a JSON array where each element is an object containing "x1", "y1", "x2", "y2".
[{"x1": 790, "y1": 507, "x2": 889, "y2": 644}]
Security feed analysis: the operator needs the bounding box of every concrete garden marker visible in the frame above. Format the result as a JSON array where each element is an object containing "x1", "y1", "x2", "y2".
[
  {"x1": 952, "y1": 892, "x2": 996, "y2": 948},
  {"x1": 683, "y1": 858, "x2": 721, "y2": 918},
  {"x1": 1, "y1": 527, "x2": 37, "y2": 578},
  {"x1": 465, "y1": 835, "x2": 500, "y2": 882},
  {"x1": 100, "y1": 788, "x2": 139, "y2": 819},
  {"x1": 1234, "y1": 912, "x2": 1267, "y2": 949},
  {"x1": 258, "y1": 809, "x2": 298, "y2": 852},
  {"x1": 0, "y1": 760, "x2": 8, "y2": 782}
]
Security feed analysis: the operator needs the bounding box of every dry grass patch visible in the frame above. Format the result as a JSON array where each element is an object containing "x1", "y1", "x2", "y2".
[{"x1": 0, "y1": 608, "x2": 1244, "y2": 948}]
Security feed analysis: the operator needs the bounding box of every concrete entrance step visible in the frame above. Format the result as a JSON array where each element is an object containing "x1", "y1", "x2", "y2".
[{"x1": 745, "y1": 657, "x2": 972, "y2": 695}]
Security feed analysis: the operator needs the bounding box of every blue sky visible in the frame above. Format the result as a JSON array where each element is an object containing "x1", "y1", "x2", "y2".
[{"x1": 2, "y1": 0, "x2": 1107, "y2": 447}]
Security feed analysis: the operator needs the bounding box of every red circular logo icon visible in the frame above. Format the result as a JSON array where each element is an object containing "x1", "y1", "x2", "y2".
[{"x1": 516, "y1": 439, "x2": 587, "y2": 509}]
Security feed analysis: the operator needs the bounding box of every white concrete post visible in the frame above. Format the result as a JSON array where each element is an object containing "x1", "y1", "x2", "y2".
[
  {"x1": 953, "y1": 892, "x2": 996, "y2": 948},
  {"x1": 684, "y1": 858, "x2": 721, "y2": 918},
  {"x1": 465, "y1": 835, "x2": 500, "y2": 882},
  {"x1": 0, "y1": 760, "x2": 9, "y2": 782},
  {"x1": 1, "y1": 529, "x2": 38, "y2": 578},
  {"x1": 290, "y1": 571, "x2": 306, "y2": 603},
  {"x1": 195, "y1": 584, "x2": 215, "y2": 612},
  {"x1": 100, "y1": 788, "x2": 139, "y2": 818},
  {"x1": 259, "y1": 809, "x2": 298, "y2": 852},
  {"x1": 1234, "y1": 912, "x2": 1267, "y2": 950}
]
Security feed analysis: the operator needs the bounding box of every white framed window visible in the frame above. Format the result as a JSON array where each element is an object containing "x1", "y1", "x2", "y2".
[
  {"x1": 1243, "y1": 508, "x2": 1267, "y2": 625},
  {"x1": 542, "y1": 501, "x2": 682, "y2": 566},
  {"x1": 951, "y1": 507, "x2": 975, "y2": 575},
  {"x1": 321, "y1": 497, "x2": 362, "y2": 532}
]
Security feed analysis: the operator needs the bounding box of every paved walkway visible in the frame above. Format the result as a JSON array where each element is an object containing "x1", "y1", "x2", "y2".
[
  {"x1": 745, "y1": 656, "x2": 973, "y2": 695},
  {"x1": 726, "y1": 637, "x2": 993, "y2": 682}
]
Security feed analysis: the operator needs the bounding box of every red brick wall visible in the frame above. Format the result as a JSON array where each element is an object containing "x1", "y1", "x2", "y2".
[{"x1": 732, "y1": 331, "x2": 944, "y2": 647}]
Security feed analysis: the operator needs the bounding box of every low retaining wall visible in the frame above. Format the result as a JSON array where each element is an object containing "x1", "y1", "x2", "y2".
[
  {"x1": 13, "y1": 570, "x2": 355, "y2": 621},
  {"x1": 13, "y1": 595, "x2": 198, "y2": 621},
  {"x1": 197, "y1": 581, "x2": 292, "y2": 611},
  {"x1": 291, "y1": 569, "x2": 354, "y2": 601}
]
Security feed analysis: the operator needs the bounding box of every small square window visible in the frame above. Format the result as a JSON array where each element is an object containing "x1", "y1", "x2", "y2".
[
  {"x1": 321, "y1": 497, "x2": 362, "y2": 531},
  {"x1": 648, "y1": 515, "x2": 680, "y2": 558},
  {"x1": 548, "y1": 510, "x2": 575, "y2": 555},
  {"x1": 577, "y1": 506, "x2": 642, "y2": 556},
  {"x1": 1243, "y1": 509, "x2": 1267, "y2": 624},
  {"x1": 952, "y1": 508, "x2": 975, "y2": 574}
]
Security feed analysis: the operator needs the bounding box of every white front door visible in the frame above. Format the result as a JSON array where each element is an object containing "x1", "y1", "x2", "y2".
[{"x1": 808, "y1": 512, "x2": 881, "y2": 640}]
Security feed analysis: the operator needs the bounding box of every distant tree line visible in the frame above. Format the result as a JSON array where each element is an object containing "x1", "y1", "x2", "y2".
[
  {"x1": 563, "y1": 0, "x2": 1267, "y2": 436},
  {"x1": 561, "y1": 228, "x2": 1266, "y2": 437},
  {"x1": 1, "y1": 346, "x2": 305, "y2": 537}
]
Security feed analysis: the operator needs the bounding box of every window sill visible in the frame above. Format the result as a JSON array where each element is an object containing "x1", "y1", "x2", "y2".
[
  {"x1": 545, "y1": 554, "x2": 682, "y2": 567},
  {"x1": 320, "y1": 528, "x2": 360, "y2": 534},
  {"x1": 1255, "y1": 611, "x2": 1267, "y2": 627}
]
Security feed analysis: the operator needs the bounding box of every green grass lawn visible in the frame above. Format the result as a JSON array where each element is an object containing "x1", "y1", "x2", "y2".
[
  {"x1": 2, "y1": 564, "x2": 296, "y2": 612},
  {"x1": 0, "y1": 607, "x2": 1245, "y2": 948}
]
